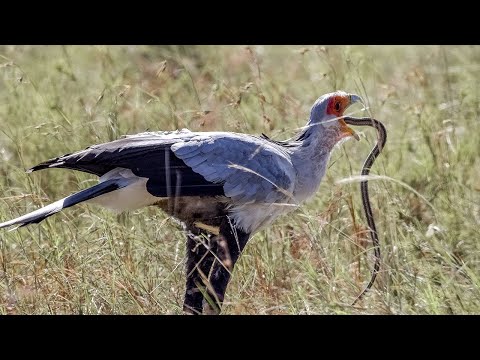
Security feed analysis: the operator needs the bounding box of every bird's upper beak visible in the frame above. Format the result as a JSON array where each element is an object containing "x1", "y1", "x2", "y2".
[
  {"x1": 349, "y1": 94, "x2": 364, "y2": 106},
  {"x1": 339, "y1": 94, "x2": 363, "y2": 141}
]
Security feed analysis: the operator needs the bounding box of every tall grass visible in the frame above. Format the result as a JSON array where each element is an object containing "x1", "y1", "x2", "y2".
[{"x1": 0, "y1": 45, "x2": 479, "y2": 314}]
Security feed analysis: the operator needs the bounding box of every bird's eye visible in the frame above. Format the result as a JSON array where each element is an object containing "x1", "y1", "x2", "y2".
[{"x1": 335, "y1": 102, "x2": 341, "y2": 112}]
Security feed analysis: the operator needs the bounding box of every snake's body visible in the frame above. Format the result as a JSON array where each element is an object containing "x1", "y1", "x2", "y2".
[{"x1": 344, "y1": 116, "x2": 387, "y2": 305}]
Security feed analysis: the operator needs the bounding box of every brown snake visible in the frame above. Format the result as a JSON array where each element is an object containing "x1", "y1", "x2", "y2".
[{"x1": 343, "y1": 116, "x2": 387, "y2": 305}]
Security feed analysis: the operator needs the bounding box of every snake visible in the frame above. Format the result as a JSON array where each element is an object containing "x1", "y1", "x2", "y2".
[{"x1": 343, "y1": 116, "x2": 387, "y2": 305}]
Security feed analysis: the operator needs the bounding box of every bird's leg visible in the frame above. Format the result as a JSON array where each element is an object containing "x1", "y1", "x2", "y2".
[
  {"x1": 183, "y1": 225, "x2": 216, "y2": 315},
  {"x1": 202, "y1": 217, "x2": 250, "y2": 314}
]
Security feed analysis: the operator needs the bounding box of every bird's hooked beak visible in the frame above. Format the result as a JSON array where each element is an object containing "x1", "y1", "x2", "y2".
[{"x1": 339, "y1": 94, "x2": 363, "y2": 141}]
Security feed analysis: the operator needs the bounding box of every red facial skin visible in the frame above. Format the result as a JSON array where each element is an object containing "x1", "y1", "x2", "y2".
[
  {"x1": 326, "y1": 95, "x2": 351, "y2": 117},
  {"x1": 326, "y1": 94, "x2": 358, "y2": 141}
]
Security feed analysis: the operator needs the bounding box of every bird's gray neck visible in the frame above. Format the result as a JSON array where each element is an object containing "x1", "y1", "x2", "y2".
[
  {"x1": 290, "y1": 121, "x2": 338, "y2": 203},
  {"x1": 294, "y1": 118, "x2": 339, "y2": 150}
]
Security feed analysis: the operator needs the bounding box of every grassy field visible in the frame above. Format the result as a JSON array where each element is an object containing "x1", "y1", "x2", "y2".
[{"x1": 0, "y1": 45, "x2": 479, "y2": 314}]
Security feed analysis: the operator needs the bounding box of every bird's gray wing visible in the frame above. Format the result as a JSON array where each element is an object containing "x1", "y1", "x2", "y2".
[{"x1": 171, "y1": 133, "x2": 296, "y2": 205}]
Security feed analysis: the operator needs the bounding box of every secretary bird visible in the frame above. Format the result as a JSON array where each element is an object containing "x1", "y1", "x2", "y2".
[{"x1": 0, "y1": 91, "x2": 363, "y2": 314}]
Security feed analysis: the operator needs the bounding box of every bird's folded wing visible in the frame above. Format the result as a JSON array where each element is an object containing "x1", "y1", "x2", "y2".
[{"x1": 28, "y1": 130, "x2": 296, "y2": 203}]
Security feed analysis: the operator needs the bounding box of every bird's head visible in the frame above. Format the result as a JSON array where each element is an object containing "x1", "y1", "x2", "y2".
[{"x1": 309, "y1": 91, "x2": 363, "y2": 142}]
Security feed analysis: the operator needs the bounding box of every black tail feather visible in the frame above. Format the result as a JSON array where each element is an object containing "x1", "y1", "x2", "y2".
[{"x1": 0, "y1": 179, "x2": 124, "y2": 229}]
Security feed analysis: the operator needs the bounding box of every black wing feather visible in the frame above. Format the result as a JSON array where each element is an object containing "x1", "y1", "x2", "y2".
[{"x1": 28, "y1": 136, "x2": 225, "y2": 198}]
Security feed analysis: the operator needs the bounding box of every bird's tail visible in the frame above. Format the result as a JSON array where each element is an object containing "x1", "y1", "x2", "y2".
[{"x1": 0, "y1": 179, "x2": 128, "y2": 230}]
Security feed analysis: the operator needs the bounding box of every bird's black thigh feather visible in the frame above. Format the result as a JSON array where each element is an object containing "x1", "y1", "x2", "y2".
[
  {"x1": 183, "y1": 225, "x2": 216, "y2": 314},
  {"x1": 183, "y1": 217, "x2": 250, "y2": 314},
  {"x1": 204, "y1": 219, "x2": 250, "y2": 314}
]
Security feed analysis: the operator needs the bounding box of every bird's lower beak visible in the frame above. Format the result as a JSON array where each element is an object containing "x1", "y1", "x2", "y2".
[
  {"x1": 339, "y1": 119, "x2": 360, "y2": 141},
  {"x1": 339, "y1": 93, "x2": 363, "y2": 141}
]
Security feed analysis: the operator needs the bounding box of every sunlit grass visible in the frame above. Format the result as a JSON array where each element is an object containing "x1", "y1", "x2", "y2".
[{"x1": 0, "y1": 45, "x2": 479, "y2": 314}]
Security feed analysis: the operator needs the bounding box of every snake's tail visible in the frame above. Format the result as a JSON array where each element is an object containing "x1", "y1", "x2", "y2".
[{"x1": 351, "y1": 243, "x2": 381, "y2": 305}]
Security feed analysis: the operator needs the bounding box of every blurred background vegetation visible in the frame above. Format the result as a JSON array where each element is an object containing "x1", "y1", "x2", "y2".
[{"x1": 0, "y1": 45, "x2": 479, "y2": 314}]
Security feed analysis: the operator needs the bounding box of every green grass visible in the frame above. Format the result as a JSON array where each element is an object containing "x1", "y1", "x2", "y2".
[{"x1": 0, "y1": 45, "x2": 479, "y2": 314}]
